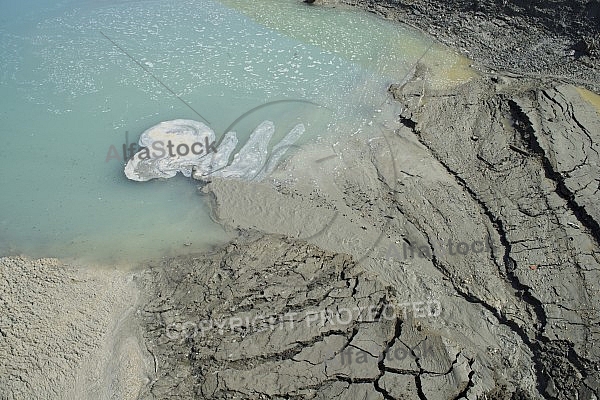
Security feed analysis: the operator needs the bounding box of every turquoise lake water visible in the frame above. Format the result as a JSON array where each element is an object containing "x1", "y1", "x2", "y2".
[{"x1": 0, "y1": 0, "x2": 443, "y2": 265}]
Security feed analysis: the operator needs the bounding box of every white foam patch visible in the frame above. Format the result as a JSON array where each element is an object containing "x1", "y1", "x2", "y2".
[
  {"x1": 209, "y1": 120, "x2": 275, "y2": 181},
  {"x1": 124, "y1": 119, "x2": 214, "y2": 181},
  {"x1": 126, "y1": 119, "x2": 306, "y2": 183}
]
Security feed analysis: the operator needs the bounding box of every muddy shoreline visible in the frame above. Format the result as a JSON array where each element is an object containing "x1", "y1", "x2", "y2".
[
  {"x1": 1, "y1": 1, "x2": 599, "y2": 399},
  {"x1": 313, "y1": 0, "x2": 600, "y2": 91}
]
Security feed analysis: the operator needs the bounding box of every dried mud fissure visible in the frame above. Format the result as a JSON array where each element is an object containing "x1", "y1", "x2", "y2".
[
  {"x1": 394, "y1": 99, "x2": 552, "y2": 397},
  {"x1": 389, "y1": 73, "x2": 600, "y2": 399},
  {"x1": 508, "y1": 98, "x2": 600, "y2": 246}
]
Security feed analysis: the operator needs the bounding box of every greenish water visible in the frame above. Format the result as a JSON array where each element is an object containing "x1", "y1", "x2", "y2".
[{"x1": 0, "y1": 0, "x2": 441, "y2": 265}]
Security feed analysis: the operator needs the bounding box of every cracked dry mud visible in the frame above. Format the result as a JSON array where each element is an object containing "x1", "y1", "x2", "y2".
[{"x1": 139, "y1": 235, "x2": 474, "y2": 399}]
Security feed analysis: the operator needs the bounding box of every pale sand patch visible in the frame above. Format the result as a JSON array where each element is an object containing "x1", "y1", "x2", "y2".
[{"x1": 0, "y1": 257, "x2": 151, "y2": 400}]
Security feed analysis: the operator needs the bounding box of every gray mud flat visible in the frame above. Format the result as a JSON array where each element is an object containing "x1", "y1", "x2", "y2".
[{"x1": 384, "y1": 71, "x2": 600, "y2": 398}]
